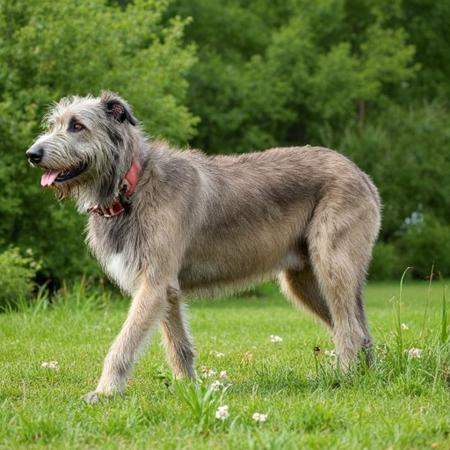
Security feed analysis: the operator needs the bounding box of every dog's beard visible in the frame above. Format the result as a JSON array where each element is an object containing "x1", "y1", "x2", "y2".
[
  {"x1": 51, "y1": 180, "x2": 79, "y2": 201},
  {"x1": 48, "y1": 154, "x2": 126, "y2": 209}
]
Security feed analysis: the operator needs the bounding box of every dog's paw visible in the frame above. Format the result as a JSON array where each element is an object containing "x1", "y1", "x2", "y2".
[{"x1": 83, "y1": 391, "x2": 101, "y2": 404}]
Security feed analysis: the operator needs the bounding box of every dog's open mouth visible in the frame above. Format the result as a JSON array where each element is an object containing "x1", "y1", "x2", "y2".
[{"x1": 41, "y1": 161, "x2": 87, "y2": 187}]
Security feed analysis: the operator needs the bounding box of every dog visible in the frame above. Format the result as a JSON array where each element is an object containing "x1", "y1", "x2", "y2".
[{"x1": 26, "y1": 92, "x2": 381, "y2": 403}]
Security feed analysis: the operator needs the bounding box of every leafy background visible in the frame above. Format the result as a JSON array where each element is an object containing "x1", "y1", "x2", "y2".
[{"x1": 0, "y1": 0, "x2": 449, "y2": 284}]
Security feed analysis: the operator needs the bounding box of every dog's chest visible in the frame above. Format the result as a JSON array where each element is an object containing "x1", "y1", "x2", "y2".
[
  {"x1": 104, "y1": 252, "x2": 138, "y2": 294},
  {"x1": 88, "y1": 217, "x2": 139, "y2": 294}
]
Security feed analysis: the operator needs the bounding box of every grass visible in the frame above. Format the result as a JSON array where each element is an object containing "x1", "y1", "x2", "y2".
[{"x1": 0, "y1": 279, "x2": 449, "y2": 449}]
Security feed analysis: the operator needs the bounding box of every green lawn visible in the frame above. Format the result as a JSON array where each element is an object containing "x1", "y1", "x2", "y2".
[{"x1": 0, "y1": 280, "x2": 449, "y2": 449}]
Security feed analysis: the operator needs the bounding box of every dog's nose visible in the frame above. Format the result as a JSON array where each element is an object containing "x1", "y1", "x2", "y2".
[{"x1": 26, "y1": 147, "x2": 44, "y2": 164}]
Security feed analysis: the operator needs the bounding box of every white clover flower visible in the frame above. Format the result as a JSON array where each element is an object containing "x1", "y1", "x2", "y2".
[
  {"x1": 219, "y1": 370, "x2": 228, "y2": 379},
  {"x1": 408, "y1": 348, "x2": 422, "y2": 359},
  {"x1": 215, "y1": 405, "x2": 229, "y2": 420},
  {"x1": 41, "y1": 361, "x2": 59, "y2": 369},
  {"x1": 324, "y1": 350, "x2": 336, "y2": 358},
  {"x1": 270, "y1": 335, "x2": 283, "y2": 343},
  {"x1": 252, "y1": 412, "x2": 268, "y2": 423},
  {"x1": 200, "y1": 366, "x2": 217, "y2": 378},
  {"x1": 211, "y1": 351, "x2": 225, "y2": 358},
  {"x1": 210, "y1": 380, "x2": 223, "y2": 391},
  {"x1": 401, "y1": 323, "x2": 409, "y2": 331}
]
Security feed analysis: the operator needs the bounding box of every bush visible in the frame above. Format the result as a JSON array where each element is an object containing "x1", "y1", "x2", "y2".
[
  {"x1": 0, "y1": 247, "x2": 39, "y2": 310},
  {"x1": 399, "y1": 215, "x2": 450, "y2": 279},
  {"x1": 369, "y1": 242, "x2": 404, "y2": 281}
]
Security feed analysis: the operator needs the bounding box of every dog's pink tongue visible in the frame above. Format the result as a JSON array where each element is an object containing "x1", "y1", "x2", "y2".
[{"x1": 41, "y1": 170, "x2": 60, "y2": 187}]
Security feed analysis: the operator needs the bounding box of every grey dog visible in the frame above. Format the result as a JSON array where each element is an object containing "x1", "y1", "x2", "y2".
[{"x1": 26, "y1": 92, "x2": 381, "y2": 403}]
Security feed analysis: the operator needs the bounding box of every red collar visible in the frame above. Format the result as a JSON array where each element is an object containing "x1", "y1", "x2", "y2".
[{"x1": 88, "y1": 159, "x2": 141, "y2": 218}]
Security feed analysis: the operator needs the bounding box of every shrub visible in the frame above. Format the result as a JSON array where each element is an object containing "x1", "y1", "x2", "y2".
[
  {"x1": 369, "y1": 242, "x2": 404, "y2": 281},
  {"x1": 399, "y1": 214, "x2": 450, "y2": 278},
  {"x1": 0, "y1": 247, "x2": 39, "y2": 310}
]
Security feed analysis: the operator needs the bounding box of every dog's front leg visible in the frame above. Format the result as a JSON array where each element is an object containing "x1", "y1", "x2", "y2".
[
  {"x1": 160, "y1": 286, "x2": 196, "y2": 379},
  {"x1": 84, "y1": 275, "x2": 168, "y2": 403}
]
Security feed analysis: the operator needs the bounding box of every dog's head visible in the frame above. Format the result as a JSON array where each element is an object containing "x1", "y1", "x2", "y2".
[{"x1": 26, "y1": 92, "x2": 139, "y2": 208}]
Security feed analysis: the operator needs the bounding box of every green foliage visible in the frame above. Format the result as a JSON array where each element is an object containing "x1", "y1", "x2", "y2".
[
  {"x1": 176, "y1": 0, "x2": 417, "y2": 152},
  {"x1": 0, "y1": 247, "x2": 39, "y2": 310},
  {"x1": 400, "y1": 1, "x2": 450, "y2": 99},
  {"x1": 0, "y1": 0, "x2": 196, "y2": 279},
  {"x1": 399, "y1": 215, "x2": 450, "y2": 279},
  {"x1": 0, "y1": 0, "x2": 449, "y2": 281},
  {"x1": 370, "y1": 242, "x2": 403, "y2": 281}
]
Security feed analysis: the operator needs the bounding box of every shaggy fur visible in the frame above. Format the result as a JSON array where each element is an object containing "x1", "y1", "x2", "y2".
[{"x1": 26, "y1": 92, "x2": 381, "y2": 403}]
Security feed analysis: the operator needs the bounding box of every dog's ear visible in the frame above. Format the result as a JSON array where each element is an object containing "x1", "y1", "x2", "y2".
[{"x1": 101, "y1": 92, "x2": 138, "y2": 126}]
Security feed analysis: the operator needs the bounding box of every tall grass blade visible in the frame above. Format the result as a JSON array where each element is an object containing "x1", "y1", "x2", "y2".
[
  {"x1": 421, "y1": 265, "x2": 434, "y2": 337},
  {"x1": 393, "y1": 267, "x2": 412, "y2": 352},
  {"x1": 440, "y1": 285, "x2": 448, "y2": 344}
]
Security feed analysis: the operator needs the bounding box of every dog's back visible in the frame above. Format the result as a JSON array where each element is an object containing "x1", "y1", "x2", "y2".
[{"x1": 173, "y1": 146, "x2": 380, "y2": 296}]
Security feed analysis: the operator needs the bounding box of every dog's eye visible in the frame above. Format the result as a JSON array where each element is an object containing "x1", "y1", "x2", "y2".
[{"x1": 69, "y1": 122, "x2": 85, "y2": 132}]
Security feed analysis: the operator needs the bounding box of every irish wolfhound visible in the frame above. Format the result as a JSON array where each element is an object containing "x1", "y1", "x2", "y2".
[{"x1": 26, "y1": 92, "x2": 381, "y2": 403}]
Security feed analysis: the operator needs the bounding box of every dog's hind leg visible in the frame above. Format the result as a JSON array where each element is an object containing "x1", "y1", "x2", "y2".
[
  {"x1": 307, "y1": 202, "x2": 377, "y2": 370},
  {"x1": 84, "y1": 275, "x2": 169, "y2": 403},
  {"x1": 160, "y1": 286, "x2": 196, "y2": 378},
  {"x1": 279, "y1": 266, "x2": 333, "y2": 329}
]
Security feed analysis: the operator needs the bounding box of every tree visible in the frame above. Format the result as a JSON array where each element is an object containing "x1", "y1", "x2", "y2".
[{"x1": 174, "y1": 0, "x2": 416, "y2": 153}]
